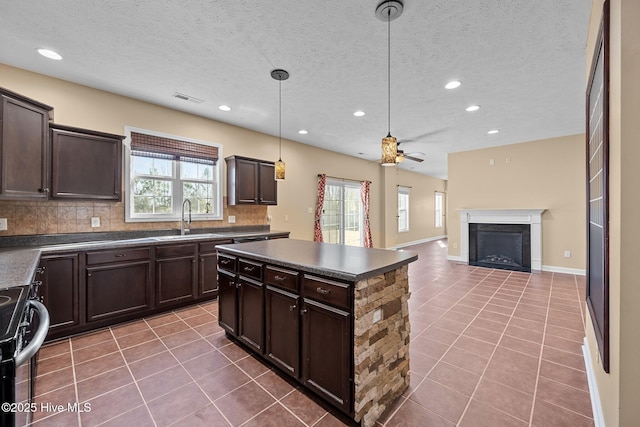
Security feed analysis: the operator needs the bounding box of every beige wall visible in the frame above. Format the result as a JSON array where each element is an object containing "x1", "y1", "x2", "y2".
[
  {"x1": 0, "y1": 63, "x2": 446, "y2": 248},
  {"x1": 447, "y1": 134, "x2": 586, "y2": 271},
  {"x1": 584, "y1": 1, "x2": 640, "y2": 426}
]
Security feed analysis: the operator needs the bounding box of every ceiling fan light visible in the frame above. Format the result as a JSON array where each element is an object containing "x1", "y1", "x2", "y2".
[
  {"x1": 381, "y1": 135, "x2": 398, "y2": 166},
  {"x1": 396, "y1": 151, "x2": 405, "y2": 163}
]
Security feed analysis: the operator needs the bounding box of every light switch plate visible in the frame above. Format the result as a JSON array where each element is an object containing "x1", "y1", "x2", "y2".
[
  {"x1": 373, "y1": 308, "x2": 383, "y2": 323},
  {"x1": 228, "y1": 215, "x2": 236, "y2": 224},
  {"x1": 0, "y1": 218, "x2": 7, "y2": 231},
  {"x1": 91, "y1": 217, "x2": 100, "y2": 228}
]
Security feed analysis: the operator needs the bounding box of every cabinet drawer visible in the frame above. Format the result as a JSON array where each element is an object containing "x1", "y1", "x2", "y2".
[
  {"x1": 302, "y1": 275, "x2": 350, "y2": 310},
  {"x1": 239, "y1": 259, "x2": 263, "y2": 280},
  {"x1": 218, "y1": 253, "x2": 237, "y2": 271},
  {"x1": 86, "y1": 247, "x2": 150, "y2": 265},
  {"x1": 199, "y1": 240, "x2": 232, "y2": 254},
  {"x1": 265, "y1": 266, "x2": 299, "y2": 292},
  {"x1": 156, "y1": 243, "x2": 197, "y2": 259}
]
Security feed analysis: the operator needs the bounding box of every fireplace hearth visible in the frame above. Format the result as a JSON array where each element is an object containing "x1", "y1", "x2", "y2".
[{"x1": 469, "y1": 223, "x2": 531, "y2": 272}]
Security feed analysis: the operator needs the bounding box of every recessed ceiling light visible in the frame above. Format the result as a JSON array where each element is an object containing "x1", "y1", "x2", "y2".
[
  {"x1": 218, "y1": 105, "x2": 231, "y2": 111},
  {"x1": 488, "y1": 129, "x2": 500, "y2": 134},
  {"x1": 298, "y1": 130, "x2": 308, "y2": 135},
  {"x1": 445, "y1": 80, "x2": 461, "y2": 89},
  {"x1": 353, "y1": 111, "x2": 365, "y2": 117},
  {"x1": 466, "y1": 105, "x2": 480, "y2": 112},
  {"x1": 37, "y1": 48, "x2": 62, "y2": 60}
]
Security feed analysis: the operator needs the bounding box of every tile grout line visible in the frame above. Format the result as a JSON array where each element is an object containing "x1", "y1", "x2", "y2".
[
  {"x1": 382, "y1": 267, "x2": 497, "y2": 424},
  {"x1": 385, "y1": 268, "x2": 518, "y2": 425},
  {"x1": 527, "y1": 272, "x2": 555, "y2": 427},
  {"x1": 457, "y1": 271, "x2": 545, "y2": 426}
]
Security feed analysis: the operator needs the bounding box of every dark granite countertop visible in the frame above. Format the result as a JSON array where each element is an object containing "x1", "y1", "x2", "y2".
[
  {"x1": 216, "y1": 239, "x2": 418, "y2": 282},
  {"x1": 0, "y1": 248, "x2": 41, "y2": 289},
  {"x1": 0, "y1": 229, "x2": 289, "y2": 288}
]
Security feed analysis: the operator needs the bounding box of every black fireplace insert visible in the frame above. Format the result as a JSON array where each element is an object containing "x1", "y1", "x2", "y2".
[{"x1": 469, "y1": 223, "x2": 531, "y2": 272}]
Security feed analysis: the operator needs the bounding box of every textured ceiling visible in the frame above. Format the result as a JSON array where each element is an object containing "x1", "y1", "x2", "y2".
[{"x1": 0, "y1": 0, "x2": 591, "y2": 179}]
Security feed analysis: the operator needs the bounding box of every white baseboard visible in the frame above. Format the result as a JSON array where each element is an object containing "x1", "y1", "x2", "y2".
[
  {"x1": 447, "y1": 255, "x2": 463, "y2": 263},
  {"x1": 391, "y1": 235, "x2": 448, "y2": 249},
  {"x1": 542, "y1": 265, "x2": 586, "y2": 276},
  {"x1": 583, "y1": 337, "x2": 605, "y2": 427}
]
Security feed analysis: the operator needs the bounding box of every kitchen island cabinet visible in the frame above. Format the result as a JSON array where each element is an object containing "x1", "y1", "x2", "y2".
[{"x1": 216, "y1": 239, "x2": 417, "y2": 427}]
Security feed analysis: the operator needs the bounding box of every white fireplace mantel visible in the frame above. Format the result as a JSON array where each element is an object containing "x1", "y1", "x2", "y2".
[{"x1": 459, "y1": 209, "x2": 545, "y2": 271}]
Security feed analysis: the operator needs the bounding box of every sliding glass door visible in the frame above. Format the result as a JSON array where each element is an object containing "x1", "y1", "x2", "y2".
[{"x1": 321, "y1": 180, "x2": 363, "y2": 246}]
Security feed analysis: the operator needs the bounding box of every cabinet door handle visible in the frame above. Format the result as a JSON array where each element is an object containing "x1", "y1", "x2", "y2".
[
  {"x1": 221, "y1": 259, "x2": 230, "y2": 264},
  {"x1": 229, "y1": 281, "x2": 235, "y2": 287},
  {"x1": 192, "y1": 259, "x2": 196, "y2": 263},
  {"x1": 300, "y1": 308, "x2": 308, "y2": 315},
  {"x1": 289, "y1": 304, "x2": 297, "y2": 311},
  {"x1": 36, "y1": 266, "x2": 46, "y2": 274},
  {"x1": 243, "y1": 266, "x2": 255, "y2": 272},
  {"x1": 87, "y1": 273, "x2": 92, "y2": 277},
  {"x1": 115, "y1": 253, "x2": 126, "y2": 258},
  {"x1": 316, "y1": 287, "x2": 331, "y2": 295},
  {"x1": 274, "y1": 275, "x2": 287, "y2": 281}
]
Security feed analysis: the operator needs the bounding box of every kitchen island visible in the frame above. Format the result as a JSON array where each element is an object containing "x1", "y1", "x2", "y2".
[{"x1": 216, "y1": 239, "x2": 417, "y2": 427}]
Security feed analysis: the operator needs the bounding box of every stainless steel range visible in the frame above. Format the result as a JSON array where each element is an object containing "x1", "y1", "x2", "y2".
[{"x1": 0, "y1": 282, "x2": 50, "y2": 427}]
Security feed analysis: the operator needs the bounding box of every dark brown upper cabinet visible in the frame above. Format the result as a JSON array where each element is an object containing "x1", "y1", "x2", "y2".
[
  {"x1": 50, "y1": 124, "x2": 124, "y2": 201},
  {"x1": 226, "y1": 156, "x2": 277, "y2": 205},
  {"x1": 0, "y1": 87, "x2": 53, "y2": 200}
]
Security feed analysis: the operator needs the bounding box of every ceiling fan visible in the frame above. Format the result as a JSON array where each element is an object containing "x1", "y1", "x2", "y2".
[{"x1": 396, "y1": 142, "x2": 424, "y2": 163}]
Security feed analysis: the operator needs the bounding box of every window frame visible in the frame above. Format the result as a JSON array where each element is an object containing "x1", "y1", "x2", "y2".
[
  {"x1": 398, "y1": 186, "x2": 410, "y2": 233},
  {"x1": 435, "y1": 191, "x2": 444, "y2": 228},
  {"x1": 124, "y1": 126, "x2": 223, "y2": 222}
]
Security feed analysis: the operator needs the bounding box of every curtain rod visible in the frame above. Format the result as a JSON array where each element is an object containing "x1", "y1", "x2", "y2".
[{"x1": 318, "y1": 174, "x2": 370, "y2": 184}]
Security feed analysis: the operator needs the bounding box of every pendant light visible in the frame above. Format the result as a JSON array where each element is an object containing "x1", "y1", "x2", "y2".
[
  {"x1": 271, "y1": 69, "x2": 289, "y2": 180},
  {"x1": 377, "y1": 1, "x2": 403, "y2": 166}
]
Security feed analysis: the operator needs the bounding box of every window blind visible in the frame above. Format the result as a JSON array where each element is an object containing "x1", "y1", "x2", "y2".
[{"x1": 130, "y1": 132, "x2": 218, "y2": 165}]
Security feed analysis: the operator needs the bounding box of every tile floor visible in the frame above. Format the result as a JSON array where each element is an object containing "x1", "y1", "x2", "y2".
[{"x1": 29, "y1": 240, "x2": 594, "y2": 426}]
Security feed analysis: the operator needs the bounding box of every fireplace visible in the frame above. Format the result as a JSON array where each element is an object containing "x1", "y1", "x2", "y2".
[
  {"x1": 469, "y1": 223, "x2": 531, "y2": 272},
  {"x1": 458, "y1": 209, "x2": 545, "y2": 271}
]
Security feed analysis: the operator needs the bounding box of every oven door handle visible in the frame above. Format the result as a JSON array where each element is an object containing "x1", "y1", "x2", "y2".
[{"x1": 15, "y1": 300, "x2": 50, "y2": 367}]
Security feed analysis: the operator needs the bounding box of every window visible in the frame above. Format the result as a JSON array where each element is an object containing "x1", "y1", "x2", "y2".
[
  {"x1": 435, "y1": 191, "x2": 444, "y2": 228},
  {"x1": 125, "y1": 127, "x2": 222, "y2": 222},
  {"x1": 321, "y1": 179, "x2": 363, "y2": 246},
  {"x1": 398, "y1": 186, "x2": 410, "y2": 232}
]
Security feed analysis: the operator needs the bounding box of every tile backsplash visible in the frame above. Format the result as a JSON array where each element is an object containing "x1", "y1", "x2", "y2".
[{"x1": 0, "y1": 199, "x2": 268, "y2": 236}]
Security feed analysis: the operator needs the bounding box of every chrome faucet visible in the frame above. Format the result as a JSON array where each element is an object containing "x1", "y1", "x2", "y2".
[{"x1": 181, "y1": 199, "x2": 192, "y2": 235}]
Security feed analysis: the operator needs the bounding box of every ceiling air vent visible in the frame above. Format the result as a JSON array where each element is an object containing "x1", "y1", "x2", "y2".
[{"x1": 172, "y1": 92, "x2": 204, "y2": 104}]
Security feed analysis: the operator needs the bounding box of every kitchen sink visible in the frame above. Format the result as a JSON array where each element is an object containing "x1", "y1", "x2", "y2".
[{"x1": 151, "y1": 233, "x2": 226, "y2": 241}]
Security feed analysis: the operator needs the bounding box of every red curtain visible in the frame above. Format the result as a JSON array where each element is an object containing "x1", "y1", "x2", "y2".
[
  {"x1": 313, "y1": 174, "x2": 326, "y2": 242},
  {"x1": 361, "y1": 180, "x2": 373, "y2": 248}
]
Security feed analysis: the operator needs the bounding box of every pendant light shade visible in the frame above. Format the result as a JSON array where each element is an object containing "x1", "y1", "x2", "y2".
[
  {"x1": 381, "y1": 134, "x2": 398, "y2": 166},
  {"x1": 377, "y1": 1, "x2": 403, "y2": 167},
  {"x1": 271, "y1": 69, "x2": 289, "y2": 181}
]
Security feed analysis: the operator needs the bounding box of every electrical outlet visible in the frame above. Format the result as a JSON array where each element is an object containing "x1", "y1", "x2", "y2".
[
  {"x1": 0, "y1": 218, "x2": 7, "y2": 231},
  {"x1": 453, "y1": 242, "x2": 458, "y2": 249},
  {"x1": 284, "y1": 214, "x2": 289, "y2": 222},
  {"x1": 564, "y1": 250, "x2": 571, "y2": 258},
  {"x1": 228, "y1": 215, "x2": 236, "y2": 224},
  {"x1": 307, "y1": 207, "x2": 313, "y2": 214},
  {"x1": 489, "y1": 158, "x2": 495, "y2": 166},
  {"x1": 91, "y1": 217, "x2": 100, "y2": 228},
  {"x1": 267, "y1": 215, "x2": 272, "y2": 223}
]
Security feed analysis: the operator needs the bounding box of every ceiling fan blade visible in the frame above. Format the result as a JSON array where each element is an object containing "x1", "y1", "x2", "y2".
[
  {"x1": 404, "y1": 155, "x2": 424, "y2": 162},
  {"x1": 401, "y1": 128, "x2": 447, "y2": 143}
]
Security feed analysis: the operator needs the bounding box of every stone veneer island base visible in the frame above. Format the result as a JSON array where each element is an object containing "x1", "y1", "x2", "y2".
[{"x1": 215, "y1": 239, "x2": 416, "y2": 426}]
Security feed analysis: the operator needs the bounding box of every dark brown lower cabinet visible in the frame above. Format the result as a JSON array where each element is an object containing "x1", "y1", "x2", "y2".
[
  {"x1": 218, "y1": 269, "x2": 238, "y2": 335},
  {"x1": 86, "y1": 261, "x2": 152, "y2": 322},
  {"x1": 39, "y1": 253, "x2": 80, "y2": 337},
  {"x1": 265, "y1": 286, "x2": 300, "y2": 376},
  {"x1": 237, "y1": 276, "x2": 264, "y2": 353},
  {"x1": 199, "y1": 240, "x2": 231, "y2": 297},
  {"x1": 301, "y1": 298, "x2": 351, "y2": 414},
  {"x1": 156, "y1": 244, "x2": 197, "y2": 306}
]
